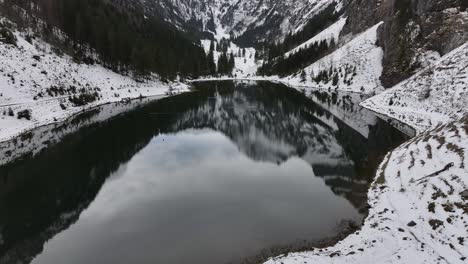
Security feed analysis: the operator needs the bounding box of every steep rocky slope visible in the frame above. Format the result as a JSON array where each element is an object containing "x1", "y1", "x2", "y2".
[
  {"x1": 359, "y1": 0, "x2": 468, "y2": 87},
  {"x1": 260, "y1": 0, "x2": 467, "y2": 95},
  {"x1": 129, "y1": 0, "x2": 342, "y2": 44},
  {"x1": 361, "y1": 42, "x2": 468, "y2": 133},
  {"x1": 335, "y1": 0, "x2": 467, "y2": 88}
]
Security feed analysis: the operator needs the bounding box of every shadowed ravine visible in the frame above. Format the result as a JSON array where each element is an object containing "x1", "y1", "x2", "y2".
[{"x1": 0, "y1": 81, "x2": 408, "y2": 264}]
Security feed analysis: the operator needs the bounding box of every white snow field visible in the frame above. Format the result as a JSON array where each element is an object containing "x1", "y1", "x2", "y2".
[
  {"x1": 362, "y1": 42, "x2": 468, "y2": 133},
  {"x1": 0, "y1": 30, "x2": 188, "y2": 143},
  {"x1": 265, "y1": 116, "x2": 468, "y2": 264}
]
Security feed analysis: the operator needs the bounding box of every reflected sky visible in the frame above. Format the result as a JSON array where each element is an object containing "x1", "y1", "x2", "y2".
[
  {"x1": 32, "y1": 129, "x2": 360, "y2": 264},
  {"x1": 0, "y1": 81, "x2": 408, "y2": 264}
]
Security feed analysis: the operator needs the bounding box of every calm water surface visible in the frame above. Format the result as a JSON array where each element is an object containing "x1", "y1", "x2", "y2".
[{"x1": 0, "y1": 81, "x2": 407, "y2": 264}]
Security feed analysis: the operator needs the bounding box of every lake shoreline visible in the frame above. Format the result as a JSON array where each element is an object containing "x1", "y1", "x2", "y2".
[
  {"x1": 0, "y1": 88, "x2": 189, "y2": 145},
  {"x1": 3, "y1": 80, "x2": 463, "y2": 264},
  {"x1": 2, "y1": 81, "x2": 393, "y2": 264},
  {"x1": 264, "y1": 118, "x2": 468, "y2": 263}
]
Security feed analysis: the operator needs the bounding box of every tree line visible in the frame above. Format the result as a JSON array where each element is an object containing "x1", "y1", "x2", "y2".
[
  {"x1": 257, "y1": 3, "x2": 341, "y2": 61},
  {"x1": 0, "y1": 0, "x2": 215, "y2": 80},
  {"x1": 258, "y1": 39, "x2": 335, "y2": 77},
  {"x1": 206, "y1": 39, "x2": 236, "y2": 76},
  {"x1": 255, "y1": 2, "x2": 343, "y2": 76}
]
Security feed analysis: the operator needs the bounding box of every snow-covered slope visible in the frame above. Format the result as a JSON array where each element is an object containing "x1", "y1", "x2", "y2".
[
  {"x1": 133, "y1": 0, "x2": 342, "y2": 44},
  {"x1": 221, "y1": 0, "x2": 343, "y2": 42},
  {"x1": 265, "y1": 115, "x2": 468, "y2": 264},
  {"x1": 362, "y1": 42, "x2": 468, "y2": 133},
  {"x1": 281, "y1": 22, "x2": 385, "y2": 94},
  {"x1": 201, "y1": 40, "x2": 258, "y2": 77},
  {"x1": 0, "y1": 31, "x2": 187, "y2": 143},
  {"x1": 284, "y1": 17, "x2": 347, "y2": 58}
]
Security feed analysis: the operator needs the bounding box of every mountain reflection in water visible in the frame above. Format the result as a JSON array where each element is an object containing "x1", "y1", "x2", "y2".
[{"x1": 0, "y1": 81, "x2": 407, "y2": 264}]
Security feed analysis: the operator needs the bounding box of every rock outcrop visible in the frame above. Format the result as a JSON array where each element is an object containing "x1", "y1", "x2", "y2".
[{"x1": 343, "y1": 0, "x2": 468, "y2": 87}]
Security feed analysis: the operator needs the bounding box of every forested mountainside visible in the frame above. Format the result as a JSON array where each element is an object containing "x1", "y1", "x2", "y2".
[
  {"x1": 1, "y1": 0, "x2": 467, "y2": 121},
  {"x1": 120, "y1": 0, "x2": 342, "y2": 45},
  {"x1": 1, "y1": 0, "x2": 466, "y2": 84},
  {"x1": 259, "y1": 0, "x2": 467, "y2": 88},
  {"x1": 0, "y1": 0, "x2": 211, "y2": 79}
]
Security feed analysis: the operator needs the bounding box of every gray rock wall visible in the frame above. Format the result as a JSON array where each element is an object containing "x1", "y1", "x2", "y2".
[{"x1": 343, "y1": 0, "x2": 468, "y2": 87}]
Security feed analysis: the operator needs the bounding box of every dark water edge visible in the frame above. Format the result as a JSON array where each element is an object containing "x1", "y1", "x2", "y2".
[
  {"x1": 235, "y1": 221, "x2": 359, "y2": 264},
  {"x1": 234, "y1": 85, "x2": 414, "y2": 264},
  {"x1": 0, "y1": 81, "x2": 409, "y2": 264},
  {"x1": 0, "y1": 95, "x2": 169, "y2": 166}
]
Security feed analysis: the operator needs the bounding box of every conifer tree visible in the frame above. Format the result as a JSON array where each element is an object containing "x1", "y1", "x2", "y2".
[
  {"x1": 301, "y1": 70, "x2": 307, "y2": 82},
  {"x1": 207, "y1": 50, "x2": 216, "y2": 75}
]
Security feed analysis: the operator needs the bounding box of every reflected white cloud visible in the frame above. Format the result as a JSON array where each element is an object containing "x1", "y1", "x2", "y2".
[{"x1": 33, "y1": 129, "x2": 361, "y2": 264}]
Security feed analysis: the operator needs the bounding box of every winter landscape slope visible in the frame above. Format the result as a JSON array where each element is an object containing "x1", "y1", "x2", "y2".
[
  {"x1": 200, "y1": 40, "x2": 258, "y2": 78},
  {"x1": 284, "y1": 17, "x2": 347, "y2": 59},
  {"x1": 280, "y1": 22, "x2": 385, "y2": 94},
  {"x1": 362, "y1": 42, "x2": 468, "y2": 133},
  {"x1": 133, "y1": 0, "x2": 342, "y2": 43},
  {"x1": 258, "y1": 1, "x2": 468, "y2": 96},
  {"x1": 0, "y1": 30, "x2": 187, "y2": 143}
]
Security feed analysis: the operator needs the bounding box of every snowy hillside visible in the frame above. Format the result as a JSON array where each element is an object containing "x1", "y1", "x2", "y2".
[
  {"x1": 281, "y1": 22, "x2": 385, "y2": 94},
  {"x1": 0, "y1": 98, "x2": 159, "y2": 166},
  {"x1": 221, "y1": 0, "x2": 342, "y2": 41},
  {"x1": 265, "y1": 115, "x2": 468, "y2": 264},
  {"x1": 133, "y1": 0, "x2": 342, "y2": 44},
  {"x1": 0, "y1": 30, "x2": 187, "y2": 143},
  {"x1": 201, "y1": 40, "x2": 258, "y2": 77},
  {"x1": 284, "y1": 17, "x2": 347, "y2": 58},
  {"x1": 362, "y1": 42, "x2": 468, "y2": 133}
]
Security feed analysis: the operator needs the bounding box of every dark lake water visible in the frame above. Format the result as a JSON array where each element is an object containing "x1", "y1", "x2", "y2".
[{"x1": 0, "y1": 81, "x2": 408, "y2": 264}]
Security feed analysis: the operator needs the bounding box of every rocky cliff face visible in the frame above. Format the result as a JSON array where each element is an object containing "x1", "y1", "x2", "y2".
[
  {"x1": 220, "y1": 0, "x2": 342, "y2": 44},
  {"x1": 343, "y1": 0, "x2": 468, "y2": 87}
]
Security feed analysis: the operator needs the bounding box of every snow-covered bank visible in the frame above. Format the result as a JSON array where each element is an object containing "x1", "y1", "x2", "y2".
[
  {"x1": 0, "y1": 30, "x2": 188, "y2": 143},
  {"x1": 265, "y1": 115, "x2": 468, "y2": 264},
  {"x1": 362, "y1": 42, "x2": 468, "y2": 133}
]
